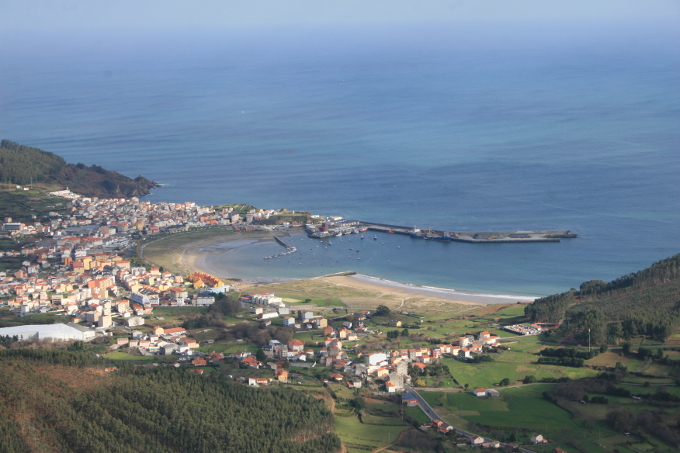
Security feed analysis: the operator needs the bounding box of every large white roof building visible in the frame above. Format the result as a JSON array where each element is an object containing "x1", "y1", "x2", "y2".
[{"x1": 0, "y1": 323, "x2": 95, "y2": 342}]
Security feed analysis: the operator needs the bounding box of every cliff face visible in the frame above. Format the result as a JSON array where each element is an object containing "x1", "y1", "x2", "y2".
[{"x1": 0, "y1": 140, "x2": 159, "y2": 198}]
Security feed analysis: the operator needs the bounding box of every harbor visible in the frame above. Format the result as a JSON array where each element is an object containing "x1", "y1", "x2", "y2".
[
  {"x1": 306, "y1": 220, "x2": 577, "y2": 243},
  {"x1": 186, "y1": 224, "x2": 582, "y2": 296}
]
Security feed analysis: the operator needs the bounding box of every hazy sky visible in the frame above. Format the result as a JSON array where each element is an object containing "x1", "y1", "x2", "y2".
[{"x1": 2, "y1": 0, "x2": 679, "y2": 33}]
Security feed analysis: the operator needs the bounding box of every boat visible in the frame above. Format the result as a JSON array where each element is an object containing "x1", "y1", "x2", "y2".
[
  {"x1": 358, "y1": 228, "x2": 368, "y2": 233},
  {"x1": 387, "y1": 230, "x2": 395, "y2": 234},
  {"x1": 373, "y1": 236, "x2": 378, "y2": 240}
]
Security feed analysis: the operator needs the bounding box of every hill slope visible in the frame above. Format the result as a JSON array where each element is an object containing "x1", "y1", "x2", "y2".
[
  {"x1": 0, "y1": 140, "x2": 158, "y2": 198},
  {"x1": 0, "y1": 349, "x2": 340, "y2": 453},
  {"x1": 526, "y1": 253, "x2": 680, "y2": 344}
]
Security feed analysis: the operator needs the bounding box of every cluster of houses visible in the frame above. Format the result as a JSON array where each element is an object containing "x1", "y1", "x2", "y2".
[
  {"x1": 115, "y1": 325, "x2": 196, "y2": 354},
  {"x1": 467, "y1": 432, "x2": 559, "y2": 450},
  {"x1": 470, "y1": 435, "x2": 501, "y2": 449},
  {"x1": 63, "y1": 196, "x2": 279, "y2": 234},
  {"x1": 241, "y1": 293, "x2": 293, "y2": 321},
  {"x1": 0, "y1": 246, "x2": 206, "y2": 327},
  {"x1": 502, "y1": 324, "x2": 545, "y2": 335},
  {"x1": 243, "y1": 292, "x2": 337, "y2": 329},
  {"x1": 251, "y1": 329, "x2": 505, "y2": 394},
  {"x1": 1, "y1": 188, "x2": 306, "y2": 315},
  {"x1": 0, "y1": 200, "x2": 240, "y2": 324},
  {"x1": 363, "y1": 335, "x2": 497, "y2": 393},
  {"x1": 247, "y1": 362, "x2": 290, "y2": 387},
  {"x1": 186, "y1": 272, "x2": 227, "y2": 291}
]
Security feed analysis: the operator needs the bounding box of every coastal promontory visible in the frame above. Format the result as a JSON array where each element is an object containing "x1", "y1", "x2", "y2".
[{"x1": 0, "y1": 140, "x2": 158, "y2": 198}]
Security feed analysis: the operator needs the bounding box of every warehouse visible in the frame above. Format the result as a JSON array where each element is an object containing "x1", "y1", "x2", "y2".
[{"x1": 0, "y1": 323, "x2": 95, "y2": 342}]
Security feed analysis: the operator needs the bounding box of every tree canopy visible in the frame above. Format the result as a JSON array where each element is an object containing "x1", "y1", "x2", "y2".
[
  {"x1": 0, "y1": 350, "x2": 340, "y2": 453},
  {"x1": 526, "y1": 253, "x2": 680, "y2": 343},
  {"x1": 0, "y1": 140, "x2": 158, "y2": 197}
]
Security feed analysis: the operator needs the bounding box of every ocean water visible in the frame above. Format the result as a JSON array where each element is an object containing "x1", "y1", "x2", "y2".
[{"x1": 1, "y1": 26, "x2": 679, "y2": 296}]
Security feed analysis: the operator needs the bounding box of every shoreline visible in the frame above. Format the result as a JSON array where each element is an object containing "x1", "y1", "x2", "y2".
[
  {"x1": 349, "y1": 274, "x2": 538, "y2": 304},
  {"x1": 183, "y1": 229, "x2": 303, "y2": 284},
  {"x1": 168, "y1": 228, "x2": 541, "y2": 305}
]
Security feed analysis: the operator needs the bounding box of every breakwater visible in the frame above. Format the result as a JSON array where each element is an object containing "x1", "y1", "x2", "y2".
[
  {"x1": 265, "y1": 235, "x2": 298, "y2": 260},
  {"x1": 307, "y1": 221, "x2": 577, "y2": 243},
  {"x1": 272, "y1": 235, "x2": 291, "y2": 248}
]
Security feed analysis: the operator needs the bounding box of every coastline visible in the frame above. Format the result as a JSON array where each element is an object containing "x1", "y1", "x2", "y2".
[
  {"x1": 348, "y1": 274, "x2": 538, "y2": 305},
  {"x1": 180, "y1": 229, "x2": 303, "y2": 284},
  {"x1": 168, "y1": 228, "x2": 540, "y2": 305}
]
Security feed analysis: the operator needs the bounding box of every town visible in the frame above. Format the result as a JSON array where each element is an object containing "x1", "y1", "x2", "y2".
[
  {"x1": 1, "y1": 187, "x2": 677, "y2": 453},
  {"x1": 0, "y1": 188, "x2": 554, "y2": 449}
]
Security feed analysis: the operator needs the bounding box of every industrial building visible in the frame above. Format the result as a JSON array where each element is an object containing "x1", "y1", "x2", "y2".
[{"x1": 0, "y1": 323, "x2": 95, "y2": 342}]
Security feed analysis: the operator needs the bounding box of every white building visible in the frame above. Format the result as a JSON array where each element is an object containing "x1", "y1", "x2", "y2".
[
  {"x1": 365, "y1": 352, "x2": 388, "y2": 366},
  {"x1": 259, "y1": 311, "x2": 279, "y2": 320},
  {"x1": 196, "y1": 295, "x2": 215, "y2": 306},
  {"x1": 126, "y1": 316, "x2": 145, "y2": 327},
  {"x1": 0, "y1": 323, "x2": 95, "y2": 342},
  {"x1": 252, "y1": 293, "x2": 283, "y2": 306}
]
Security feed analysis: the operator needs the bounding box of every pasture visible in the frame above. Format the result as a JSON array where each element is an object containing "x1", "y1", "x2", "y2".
[{"x1": 334, "y1": 415, "x2": 410, "y2": 452}]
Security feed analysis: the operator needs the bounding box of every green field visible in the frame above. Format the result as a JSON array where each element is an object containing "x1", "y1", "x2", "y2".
[
  {"x1": 327, "y1": 383, "x2": 357, "y2": 400},
  {"x1": 0, "y1": 186, "x2": 69, "y2": 223},
  {"x1": 104, "y1": 351, "x2": 159, "y2": 361},
  {"x1": 415, "y1": 382, "x2": 680, "y2": 452},
  {"x1": 280, "y1": 295, "x2": 346, "y2": 307},
  {"x1": 334, "y1": 413, "x2": 409, "y2": 452},
  {"x1": 421, "y1": 385, "x2": 598, "y2": 448},
  {"x1": 195, "y1": 341, "x2": 258, "y2": 354},
  {"x1": 462, "y1": 386, "x2": 579, "y2": 432},
  {"x1": 443, "y1": 351, "x2": 598, "y2": 389},
  {"x1": 404, "y1": 405, "x2": 431, "y2": 424},
  {"x1": 152, "y1": 306, "x2": 207, "y2": 317}
]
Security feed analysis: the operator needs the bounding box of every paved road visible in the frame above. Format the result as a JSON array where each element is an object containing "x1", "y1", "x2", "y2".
[
  {"x1": 404, "y1": 385, "x2": 536, "y2": 453},
  {"x1": 404, "y1": 384, "x2": 446, "y2": 421}
]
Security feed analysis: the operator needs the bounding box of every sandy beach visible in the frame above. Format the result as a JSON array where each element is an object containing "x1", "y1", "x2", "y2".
[
  {"x1": 144, "y1": 228, "x2": 538, "y2": 307},
  {"x1": 343, "y1": 274, "x2": 537, "y2": 305}
]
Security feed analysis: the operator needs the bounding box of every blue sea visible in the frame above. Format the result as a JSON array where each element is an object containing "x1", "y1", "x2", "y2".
[{"x1": 1, "y1": 25, "x2": 679, "y2": 297}]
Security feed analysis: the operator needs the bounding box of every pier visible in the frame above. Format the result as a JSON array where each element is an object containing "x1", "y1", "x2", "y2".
[
  {"x1": 306, "y1": 221, "x2": 577, "y2": 243},
  {"x1": 265, "y1": 234, "x2": 298, "y2": 260},
  {"x1": 272, "y1": 235, "x2": 291, "y2": 248}
]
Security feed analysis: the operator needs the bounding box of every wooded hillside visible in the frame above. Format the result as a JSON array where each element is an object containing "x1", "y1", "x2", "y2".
[
  {"x1": 526, "y1": 253, "x2": 680, "y2": 344},
  {"x1": 0, "y1": 349, "x2": 340, "y2": 453},
  {"x1": 0, "y1": 140, "x2": 158, "y2": 198}
]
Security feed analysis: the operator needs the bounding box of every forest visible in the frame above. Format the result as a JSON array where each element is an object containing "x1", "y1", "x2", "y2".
[
  {"x1": 0, "y1": 140, "x2": 158, "y2": 197},
  {"x1": 526, "y1": 253, "x2": 680, "y2": 344},
  {"x1": 0, "y1": 349, "x2": 340, "y2": 453}
]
